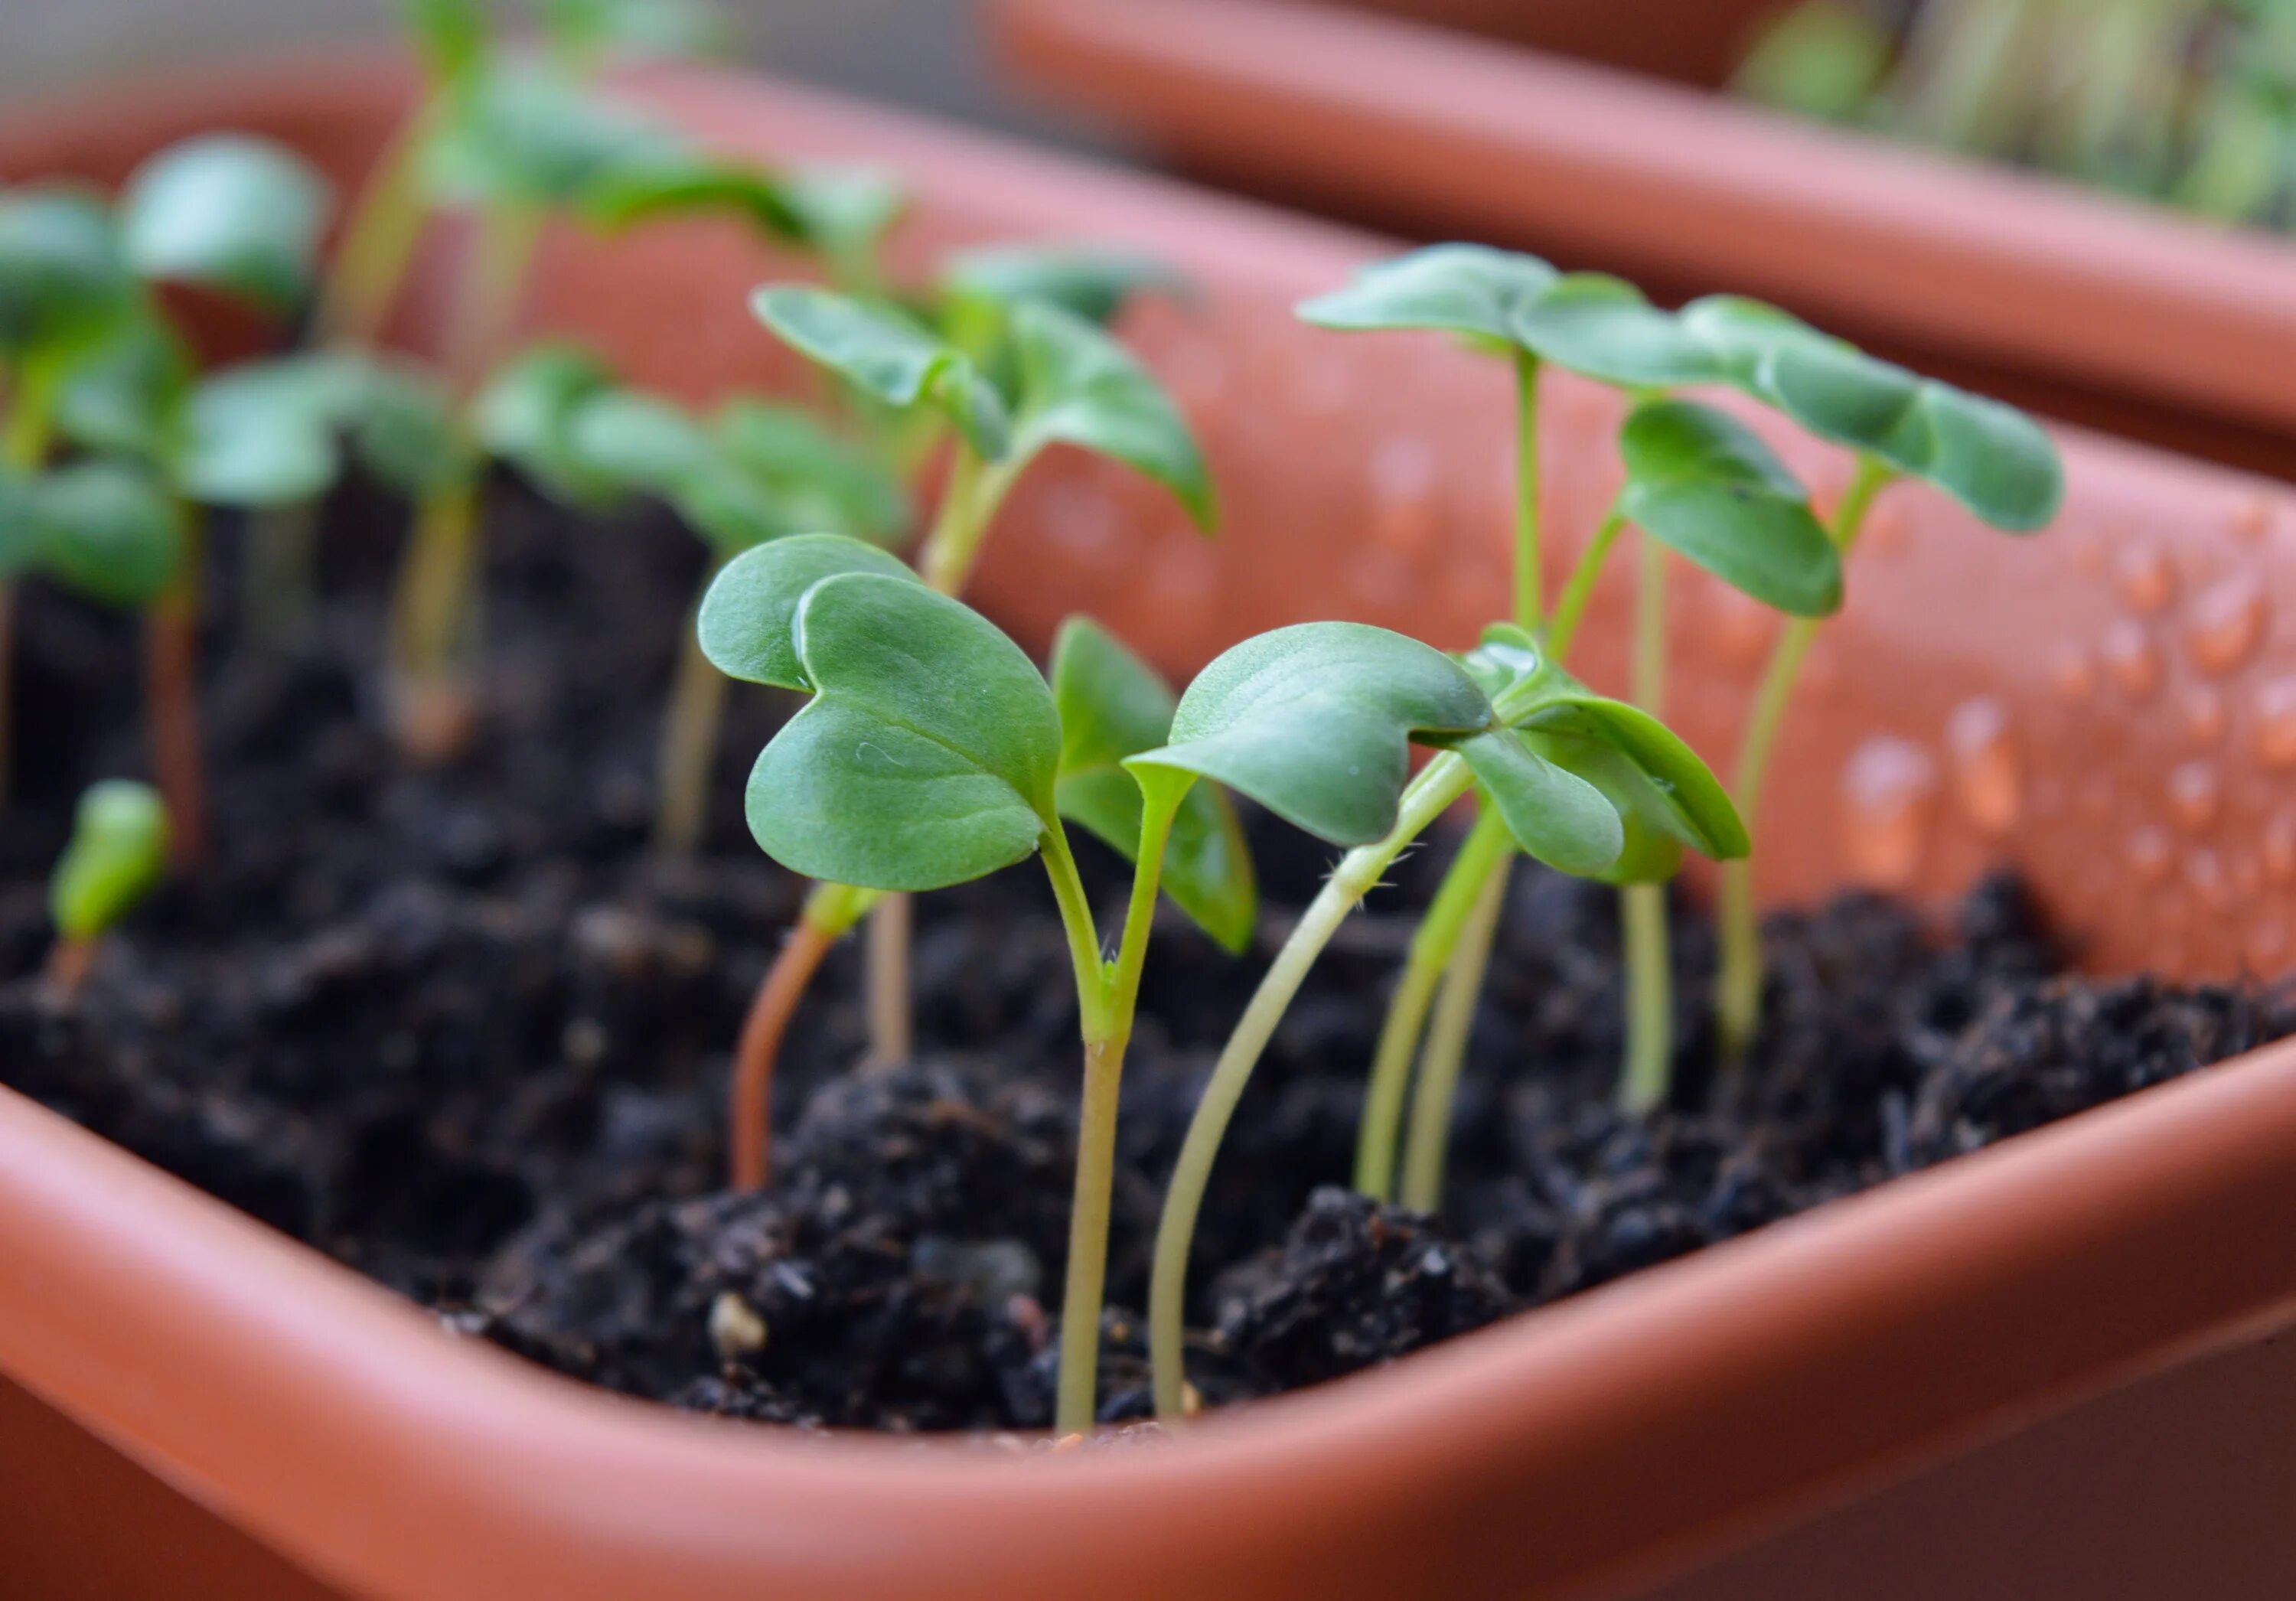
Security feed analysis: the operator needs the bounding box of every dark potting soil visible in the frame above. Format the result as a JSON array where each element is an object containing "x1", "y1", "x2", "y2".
[{"x1": 1, "y1": 482, "x2": 2290, "y2": 1435}]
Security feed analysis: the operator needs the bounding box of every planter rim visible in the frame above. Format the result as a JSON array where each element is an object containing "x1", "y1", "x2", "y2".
[
  {"x1": 993, "y1": 0, "x2": 2296, "y2": 442},
  {"x1": 2, "y1": 48, "x2": 2296, "y2": 1601}
]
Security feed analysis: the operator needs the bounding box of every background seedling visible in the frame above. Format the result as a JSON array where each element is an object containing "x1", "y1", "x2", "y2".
[
  {"x1": 1300, "y1": 247, "x2": 1782, "y2": 1190},
  {"x1": 702, "y1": 536, "x2": 1251, "y2": 1433},
  {"x1": 735, "y1": 277, "x2": 1211, "y2": 1085},
  {"x1": 1132, "y1": 619, "x2": 1740, "y2": 1418},
  {"x1": 476, "y1": 341, "x2": 906, "y2": 850},
  {"x1": 45, "y1": 778, "x2": 168, "y2": 1002},
  {"x1": 1672, "y1": 294, "x2": 2062, "y2": 1065}
]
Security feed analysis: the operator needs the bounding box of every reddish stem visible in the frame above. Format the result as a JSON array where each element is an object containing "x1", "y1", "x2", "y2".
[
  {"x1": 145, "y1": 596, "x2": 207, "y2": 868},
  {"x1": 43, "y1": 936, "x2": 93, "y2": 1005},
  {"x1": 728, "y1": 920, "x2": 834, "y2": 1192}
]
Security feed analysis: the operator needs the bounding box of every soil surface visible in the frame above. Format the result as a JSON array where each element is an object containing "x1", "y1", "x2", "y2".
[{"x1": 3, "y1": 484, "x2": 2289, "y2": 1433}]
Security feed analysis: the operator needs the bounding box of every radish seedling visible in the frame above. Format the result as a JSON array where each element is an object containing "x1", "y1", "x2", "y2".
[
  {"x1": 44, "y1": 778, "x2": 169, "y2": 1003},
  {"x1": 1133, "y1": 618, "x2": 1740, "y2": 1417},
  {"x1": 1300, "y1": 247, "x2": 1801, "y2": 1182},
  {"x1": 1672, "y1": 294, "x2": 2061, "y2": 1066},
  {"x1": 702, "y1": 534, "x2": 1251, "y2": 1433},
  {"x1": 732, "y1": 282, "x2": 1212, "y2": 1102}
]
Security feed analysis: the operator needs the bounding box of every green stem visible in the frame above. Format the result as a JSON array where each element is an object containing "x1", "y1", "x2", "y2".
[
  {"x1": 1397, "y1": 845, "x2": 1511, "y2": 1214},
  {"x1": 1716, "y1": 455, "x2": 1893, "y2": 1064},
  {"x1": 1513, "y1": 350, "x2": 1543, "y2": 630},
  {"x1": 1619, "y1": 529, "x2": 1674, "y2": 1114},
  {"x1": 917, "y1": 444, "x2": 1021, "y2": 597},
  {"x1": 651, "y1": 562, "x2": 729, "y2": 853},
  {"x1": 1544, "y1": 503, "x2": 1626, "y2": 664},
  {"x1": 1151, "y1": 750, "x2": 1477, "y2": 1419},
  {"x1": 387, "y1": 476, "x2": 482, "y2": 756},
  {"x1": 1353, "y1": 804, "x2": 1515, "y2": 1200},
  {"x1": 1047, "y1": 787, "x2": 1180, "y2": 1436},
  {"x1": 317, "y1": 98, "x2": 444, "y2": 351},
  {"x1": 444, "y1": 202, "x2": 544, "y2": 395}
]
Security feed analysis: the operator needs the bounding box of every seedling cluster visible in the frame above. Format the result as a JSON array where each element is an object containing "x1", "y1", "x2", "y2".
[{"x1": 3, "y1": 0, "x2": 2063, "y2": 1443}]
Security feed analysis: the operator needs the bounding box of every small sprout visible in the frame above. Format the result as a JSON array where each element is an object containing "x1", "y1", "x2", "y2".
[
  {"x1": 712, "y1": 538, "x2": 1254, "y2": 1433},
  {"x1": 118, "y1": 135, "x2": 333, "y2": 315},
  {"x1": 46, "y1": 779, "x2": 169, "y2": 1002}
]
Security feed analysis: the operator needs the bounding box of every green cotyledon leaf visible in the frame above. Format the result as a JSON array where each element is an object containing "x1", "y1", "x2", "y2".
[
  {"x1": 50, "y1": 778, "x2": 169, "y2": 941},
  {"x1": 1051, "y1": 616, "x2": 1256, "y2": 954},
  {"x1": 1125, "y1": 621, "x2": 1495, "y2": 846},
  {"x1": 696, "y1": 532, "x2": 919, "y2": 690},
  {"x1": 742, "y1": 572, "x2": 1061, "y2": 892}
]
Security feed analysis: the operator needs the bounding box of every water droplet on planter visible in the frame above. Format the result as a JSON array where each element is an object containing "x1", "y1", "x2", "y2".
[
  {"x1": 2167, "y1": 762, "x2": 2222, "y2": 832},
  {"x1": 2100, "y1": 621, "x2": 2161, "y2": 696},
  {"x1": 2050, "y1": 645, "x2": 2096, "y2": 703},
  {"x1": 2264, "y1": 812, "x2": 2296, "y2": 885},
  {"x1": 2116, "y1": 543, "x2": 2177, "y2": 614},
  {"x1": 2184, "y1": 848, "x2": 2231, "y2": 909},
  {"x1": 1840, "y1": 736, "x2": 1937, "y2": 890},
  {"x1": 2256, "y1": 676, "x2": 2296, "y2": 769},
  {"x1": 2128, "y1": 826, "x2": 2174, "y2": 885},
  {"x1": 2185, "y1": 576, "x2": 2268, "y2": 676},
  {"x1": 1945, "y1": 697, "x2": 2019, "y2": 835},
  {"x1": 2182, "y1": 686, "x2": 2226, "y2": 745}
]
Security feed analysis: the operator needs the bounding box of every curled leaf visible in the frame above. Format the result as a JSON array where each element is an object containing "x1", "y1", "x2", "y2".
[
  {"x1": 51, "y1": 780, "x2": 170, "y2": 941},
  {"x1": 1515, "y1": 688, "x2": 1748, "y2": 862},
  {"x1": 1127, "y1": 622, "x2": 1494, "y2": 846},
  {"x1": 744, "y1": 574, "x2": 1060, "y2": 891},
  {"x1": 1052, "y1": 617, "x2": 1256, "y2": 953},
  {"x1": 1457, "y1": 730, "x2": 1623, "y2": 875},
  {"x1": 752, "y1": 285, "x2": 1009, "y2": 459},
  {"x1": 1618, "y1": 399, "x2": 1841, "y2": 617},
  {"x1": 696, "y1": 532, "x2": 918, "y2": 690}
]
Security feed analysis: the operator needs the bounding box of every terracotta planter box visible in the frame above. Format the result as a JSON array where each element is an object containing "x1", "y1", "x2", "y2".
[
  {"x1": 993, "y1": 0, "x2": 2296, "y2": 479},
  {"x1": 5, "y1": 49, "x2": 2296, "y2": 1601}
]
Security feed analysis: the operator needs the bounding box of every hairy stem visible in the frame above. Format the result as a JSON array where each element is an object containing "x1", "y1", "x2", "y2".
[
  {"x1": 1397, "y1": 847, "x2": 1511, "y2": 1213},
  {"x1": 1544, "y1": 504, "x2": 1626, "y2": 664},
  {"x1": 1513, "y1": 349, "x2": 1543, "y2": 630},
  {"x1": 1619, "y1": 530, "x2": 1673, "y2": 1111},
  {"x1": 1151, "y1": 750, "x2": 1476, "y2": 1419},
  {"x1": 145, "y1": 510, "x2": 209, "y2": 867},
  {"x1": 652, "y1": 565, "x2": 730, "y2": 854},
  {"x1": 1353, "y1": 804, "x2": 1515, "y2": 1200},
  {"x1": 1048, "y1": 789, "x2": 1178, "y2": 1435},
  {"x1": 727, "y1": 880, "x2": 877, "y2": 1191},
  {"x1": 1715, "y1": 455, "x2": 1893, "y2": 1064}
]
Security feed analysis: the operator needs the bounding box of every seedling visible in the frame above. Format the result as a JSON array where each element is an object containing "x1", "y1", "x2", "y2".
[
  {"x1": 45, "y1": 779, "x2": 169, "y2": 1003},
  {"x1": 1665, "y1": 295, "x2": 2062, "y2": 1065},
  {"x1": 0, "y1": 135, "x2": 333, "y2": 851},
  {"x1": 1298, "y1": 246, "x2": 1800, "y2": 1179},
  {"x1": 476, "y1": 342, "x2": 906, "y2": 849},
  {"x1": 729, "y1": 281, "x2": 1212, "y2": 1100},
  {"x1": 1133, "y1": 618, "x2": 1740, "y2": 1418},
  {"x1": 700, "y1": 534, "x2": 1251, "y2": 1433}
]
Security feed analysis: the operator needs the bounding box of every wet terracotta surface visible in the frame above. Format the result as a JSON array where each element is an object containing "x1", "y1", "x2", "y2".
[
  {"x1": 993, "y1": 0, "x2": 2296, "y2": 477},
  {"x1": 1, "y1": 51, "x2": 2295, "y2": 1601}
]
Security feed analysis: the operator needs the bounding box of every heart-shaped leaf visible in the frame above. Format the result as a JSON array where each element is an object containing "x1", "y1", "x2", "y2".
[
  {"x1": 697, "y1": 532, "x2": 918, "y2": 690},
  {"x1": 1512, "y1": 274, "x2": 1722, "y2": 389},
  {"x1": 1127, "y1": 622, "x2": 1495, "y2": 846},
  {"x1": 28, "y1": 461, "x2": 185, "y2": 607},
  {"x1": 1515, "y1": 688, "x2": 1748, "y2": 862},
  {"x1": 745, "y1": 573, "x2": 1061, "y2": 891},
  {"x1": 941, "y1": 243, "x2": 1186, "y2": 328},
  {"x1": 174, "y1": 354, "x2": 362, "y2": 507},
  {"x1": 1297, "y1": 243, "x2": 1557, "y2": 351},
  {"x1": 1051, "y1": 617, "x2": 1257, "y2": 954},
  {"x1": 50, "y1": 779, "x2": 170, "y2": 941},
  {"x1": 1681, "y1": 295, "x2": 2063, "y2": 532},
  {"x1": 1005, "y1": 299, "x2": 1215, "y2": 532},
  {"x1": 0, "y1": 186, "x2": 135, "y2": 357},
  {"x1": 54, "y1": 311, "x2": 192, "y2": 461},
  {"x1": 1458, "y1": 729, "x2": 1623, "y2": 875},
  {"x1": 119, "y1": 135, "x2": 333, "y2": 315},
  {"x1": 752, "y1": 285, "x2": 1010, "y2": 459},
  {"x1": 1618, "y1": 398, "x2": 1841, "y2": 617}
]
